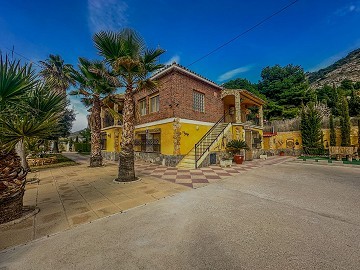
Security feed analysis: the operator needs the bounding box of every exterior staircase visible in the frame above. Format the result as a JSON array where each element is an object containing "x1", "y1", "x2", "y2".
[{"x1": 177, "y1": 120, "x2": 231, "y2": 169}]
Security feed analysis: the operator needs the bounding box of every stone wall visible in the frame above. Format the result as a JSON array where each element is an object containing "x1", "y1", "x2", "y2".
[
  {"x1": 134, "y1": 152, "x2": 184, "y2": 167},
  {"x1": 102, "y1": 150, "x2": 184, "y2": 167}
]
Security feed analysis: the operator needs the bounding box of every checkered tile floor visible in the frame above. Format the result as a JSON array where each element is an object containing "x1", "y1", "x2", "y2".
[{"x1": 135, "y1": 156, "x2": 294, "y2": 189}]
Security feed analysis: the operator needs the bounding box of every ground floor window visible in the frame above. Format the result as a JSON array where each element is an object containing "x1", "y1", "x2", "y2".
[
  {"x1": 101, "y1": 133, "x2": 107, "y2": 150},
  {"x1": 134, "y1": 131, "x2": 161, "y2": 153}
]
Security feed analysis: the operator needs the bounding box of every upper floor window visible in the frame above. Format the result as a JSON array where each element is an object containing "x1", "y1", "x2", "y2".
[
  {"x1": 193, "y1": 90, "x2": 205, "y2": 112},
  {"x1": 139, "y1": 98, "x2": 147, "y2": 116},
  {"x1": 149, "y1": 94, "x2": 159, "y2": 113}
]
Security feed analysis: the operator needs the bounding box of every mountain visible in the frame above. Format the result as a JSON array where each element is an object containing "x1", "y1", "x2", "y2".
[{"x1": 308, "y1": 48, "x2": 360, "y2": 89}]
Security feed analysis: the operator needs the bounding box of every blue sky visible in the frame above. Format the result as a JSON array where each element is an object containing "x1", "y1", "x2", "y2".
[{"x1": 1, "y1": 0, "x2": 360, "y2": 131}]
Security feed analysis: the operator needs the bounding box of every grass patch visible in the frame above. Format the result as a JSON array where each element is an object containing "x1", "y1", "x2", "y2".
[
  {"x1": 298, "y1": 156, "x2": 360, "y2": 165},
  {"x1": 29, "y1": 154, "x2": 78, "y2": 171}
]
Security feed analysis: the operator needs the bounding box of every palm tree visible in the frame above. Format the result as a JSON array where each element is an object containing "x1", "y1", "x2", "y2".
[
  {"x1": 39, "y1": 54, "x2": 75, "y2": 153},
  {"x1": 93, "y1": 28, "x2": 165, "y2": 182},
  {"x1": 0, "y1": 56, "x2": 65, "y2": 224},
  {"x1": 39, "y1": 54, "x2": 75, "y2": 95},
  {"x1": 70, "y1": 58, "x2": 117, "y2": 167}
]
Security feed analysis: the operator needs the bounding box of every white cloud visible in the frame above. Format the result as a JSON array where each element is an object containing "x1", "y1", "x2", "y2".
[
  {"x1": 334, "y1": 2, "x2": 360, "y2": 16},
  {"x1": 69, "y1": 97, "x2": 89, "y2": 132},
  {"x1": 88, "y1": 0, "x2": 128, "y2": 33},
  {"x1": 218, "y1": 65, "x2": 253, "y2": 82},
  {"x1": 165, "y1": 55, "x2": 180, "y2": 65}
]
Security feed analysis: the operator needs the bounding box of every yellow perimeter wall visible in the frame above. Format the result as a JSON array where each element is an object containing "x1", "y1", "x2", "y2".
[{"x1": 264, "y1": 127, "x2": 359, "y2": 151}]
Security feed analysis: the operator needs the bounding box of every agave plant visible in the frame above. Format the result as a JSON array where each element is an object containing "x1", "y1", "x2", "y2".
[{"x1": 0, "y1": 56, "x2": 66, "y2": 224}]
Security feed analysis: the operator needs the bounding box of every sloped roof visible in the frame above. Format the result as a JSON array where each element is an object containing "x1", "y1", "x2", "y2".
[{"x1": 150, "y1": 62, "x2": 222, "y2": 89}]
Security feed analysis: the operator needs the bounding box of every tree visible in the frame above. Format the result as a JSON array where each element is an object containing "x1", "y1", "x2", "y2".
[
  {"x1": 258, "y1": 64, "x2": 310, "y2": 119},
  {"x1": 339, "y1": 97, "x2": 351, "y2": 146},
  {"x1": 70, "y1": 58, "x2": 117, "y2": 167},
  {"x1": 39, "y1": 54, "x2": 75, "y2": 152},
  {"x1": 300, "y1": 102, "x2": 322, "y2": 149},
  {"x1": 79, "y1": 128, "x2": 91, "y2": 143},
  {"x1": 259, "y1": 64, "x2": 309, "y2": 105},
  {"x1": 329, "y1": 113, "x2": 336, "y2": 146},
  {"x1": 222, "y1": 78, "x2": 264, "y2": 97},
  {"x1": 39, "y1": 54, "x2": 75, "y2": 95},
  {"x1": 94, "y1": 28, "x2": 165, "y2": 182},
  {"x1": 349, "y1": 89, "x2": 360, "y2": 116},
  {"x1": 0, "y1": 56, "x2": 65, "y2": 223}
]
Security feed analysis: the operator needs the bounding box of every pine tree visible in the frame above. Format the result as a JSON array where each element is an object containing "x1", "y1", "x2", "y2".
[
  {"x1": 340, "y1": 97, "x2": 351, "y2": 146},
  {"x1": 329, "y1": 113, "x2": 336, "y2": 146},
  {"x1": 300, "y1": 102, "x2": 322, "y2": 149}
]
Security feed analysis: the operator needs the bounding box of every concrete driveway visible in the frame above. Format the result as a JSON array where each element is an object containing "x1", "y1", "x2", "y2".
[{"x1": 1, "y1": 163, "x2": 359, "y2": 269}]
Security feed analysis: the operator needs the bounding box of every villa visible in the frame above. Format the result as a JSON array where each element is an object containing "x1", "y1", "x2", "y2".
[{"x1": 100, "y1": 63, "x2": 265, "y2": 168}]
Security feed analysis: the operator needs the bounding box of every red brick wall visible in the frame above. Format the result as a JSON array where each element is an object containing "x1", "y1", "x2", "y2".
[
  {"x1": 172, "y1": 71, "x2": 224, "y2": 123},
  {"x1": 134, "y1": 74, "x2": 175, "y2": 125},
  {"x1": 134, "y1": 69, "x2": 224, "y2": 125}
]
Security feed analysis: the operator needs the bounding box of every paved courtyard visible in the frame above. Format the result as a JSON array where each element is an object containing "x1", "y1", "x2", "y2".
[
  {"x1": 1, "y1": 160, "x2": 359, "y2": 269},
  {"x1": 0, "y1": 154, "x2": 292, "y2": 250}
]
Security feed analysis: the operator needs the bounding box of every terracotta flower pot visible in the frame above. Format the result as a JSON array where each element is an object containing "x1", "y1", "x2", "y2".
[
  {"x1": 234, "y1": 154, "x2": 244, "y2": 164},
  {"x1": 279, "y1": 151, "x2": 285, "y2": 156}
]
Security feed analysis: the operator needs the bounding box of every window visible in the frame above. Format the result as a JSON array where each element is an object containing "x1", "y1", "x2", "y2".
[
  {"x1": 101, "y1": 133, "x2": 107, "y2": 150},
  {"x1": 134, "y1": 132, "x2": 161, "y2": 153},
  {"x1": 149, "y1": 94, "x2": 159, "y2": 113},
  {"x1": 193, "y1": 90, "x2": 205, "y2": 112},
  {"x1": 139, "y1": 98, "x2": 147, "y2": 116}
]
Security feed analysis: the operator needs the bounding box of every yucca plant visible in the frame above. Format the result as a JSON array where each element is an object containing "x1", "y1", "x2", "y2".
[
  {"x1": 226, "y1": 140, "x2": 249, "y2": 155},
  {"x1": 0, "y1": 56, "x2": 66, "y2": 224}
]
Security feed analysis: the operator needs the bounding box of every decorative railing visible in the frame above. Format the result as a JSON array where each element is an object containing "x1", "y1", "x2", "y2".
[{"x1": 194, "y1": 113, "x2": 229, "y2": 168}]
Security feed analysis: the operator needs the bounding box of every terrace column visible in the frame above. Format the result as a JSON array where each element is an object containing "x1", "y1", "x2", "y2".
[
  {"x1": 259, "y1": 105, "x2": 264, "y2": 127},
  {"x1": 113, "y1": 103, "x2": 119, "y2": 125},
  {"x1": 235, "y1": 92, "x2": 241, "y2": 123},
  {"x1": 100, "y1": 107, "x2": 105, "y2": 128}
]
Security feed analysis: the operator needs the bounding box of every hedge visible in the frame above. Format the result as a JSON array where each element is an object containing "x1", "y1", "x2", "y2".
[{"x1": 74, "y1": 143, "x2": 91, "y2": 153}]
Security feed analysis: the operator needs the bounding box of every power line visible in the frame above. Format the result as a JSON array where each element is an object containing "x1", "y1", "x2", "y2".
[
  {"x1": 186, "y1": 0, "x2": 300, "y2": 68},
  {"x1": 1, "y1": 46, "x2": 42, "y2": 68}
]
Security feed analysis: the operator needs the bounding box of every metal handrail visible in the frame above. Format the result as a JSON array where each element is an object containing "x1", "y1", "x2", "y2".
[{"x1": 194, "y1": 112, "x2": 230, "y2": 168}]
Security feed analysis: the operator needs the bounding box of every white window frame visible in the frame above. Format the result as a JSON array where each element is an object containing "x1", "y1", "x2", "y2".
[
  {"x1": 139, "y1": 98, "x2": 147, "y2": 116},
  {"x1": 149, "y1": 94, "x2": 160, "y2": 113}
]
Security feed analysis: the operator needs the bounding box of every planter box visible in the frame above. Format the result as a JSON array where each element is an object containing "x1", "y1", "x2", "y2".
[{"x1": 220, "y1": 159, "x2": 232, "y2": 167}]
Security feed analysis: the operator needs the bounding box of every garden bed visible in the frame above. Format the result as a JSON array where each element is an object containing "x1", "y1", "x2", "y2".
[
  {"x1": 298, "y1": 156, "x2": 360, "y2": 165},
  {"x1": 28, "y1": 154, "x2": 77, "y2": 170}
]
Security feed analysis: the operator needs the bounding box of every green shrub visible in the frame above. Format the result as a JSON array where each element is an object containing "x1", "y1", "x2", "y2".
[{"x1": 74, "y1": 143, "x2": 91, "y2": 153}]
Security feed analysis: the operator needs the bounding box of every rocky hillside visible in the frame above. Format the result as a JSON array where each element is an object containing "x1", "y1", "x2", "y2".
[{"x1": 308, "y1": 48, "x2": 360, "y2": 89}]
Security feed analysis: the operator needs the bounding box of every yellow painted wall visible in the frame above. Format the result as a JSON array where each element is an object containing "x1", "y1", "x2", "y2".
[
  {"x1": 264, "y1": 126, "x2": 359, "y2": 151},
  {"x1": 179, "y1": 123, "x2": 211, "y2": 155},
  {"x1": 134, "y1": 122, "x2": 174, "y2": 155}
]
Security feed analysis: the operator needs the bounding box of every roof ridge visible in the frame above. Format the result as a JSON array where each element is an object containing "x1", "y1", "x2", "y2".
[{"x1": 150, "y1": 62, "x2": 222, "y2": 88}]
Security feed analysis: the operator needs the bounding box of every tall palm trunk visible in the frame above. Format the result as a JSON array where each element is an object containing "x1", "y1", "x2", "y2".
[
  {"x1": 116, "y1": 87, "x2": 135, "y2": 182},
  {"x1": 90, "y1": 95, "x2": 103, "y2": 167},
  {"x1": 0, "y1": 150, "x2": 27, "y2": 224}
]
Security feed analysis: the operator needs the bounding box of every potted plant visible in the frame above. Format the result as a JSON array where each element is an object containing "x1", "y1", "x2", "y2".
[
  {"x1": 226, "y1": 140, "x2": 249, "y2": 164},
  {"x1": 219, "y1": 151, "x2": 233, "y2": 167}
]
